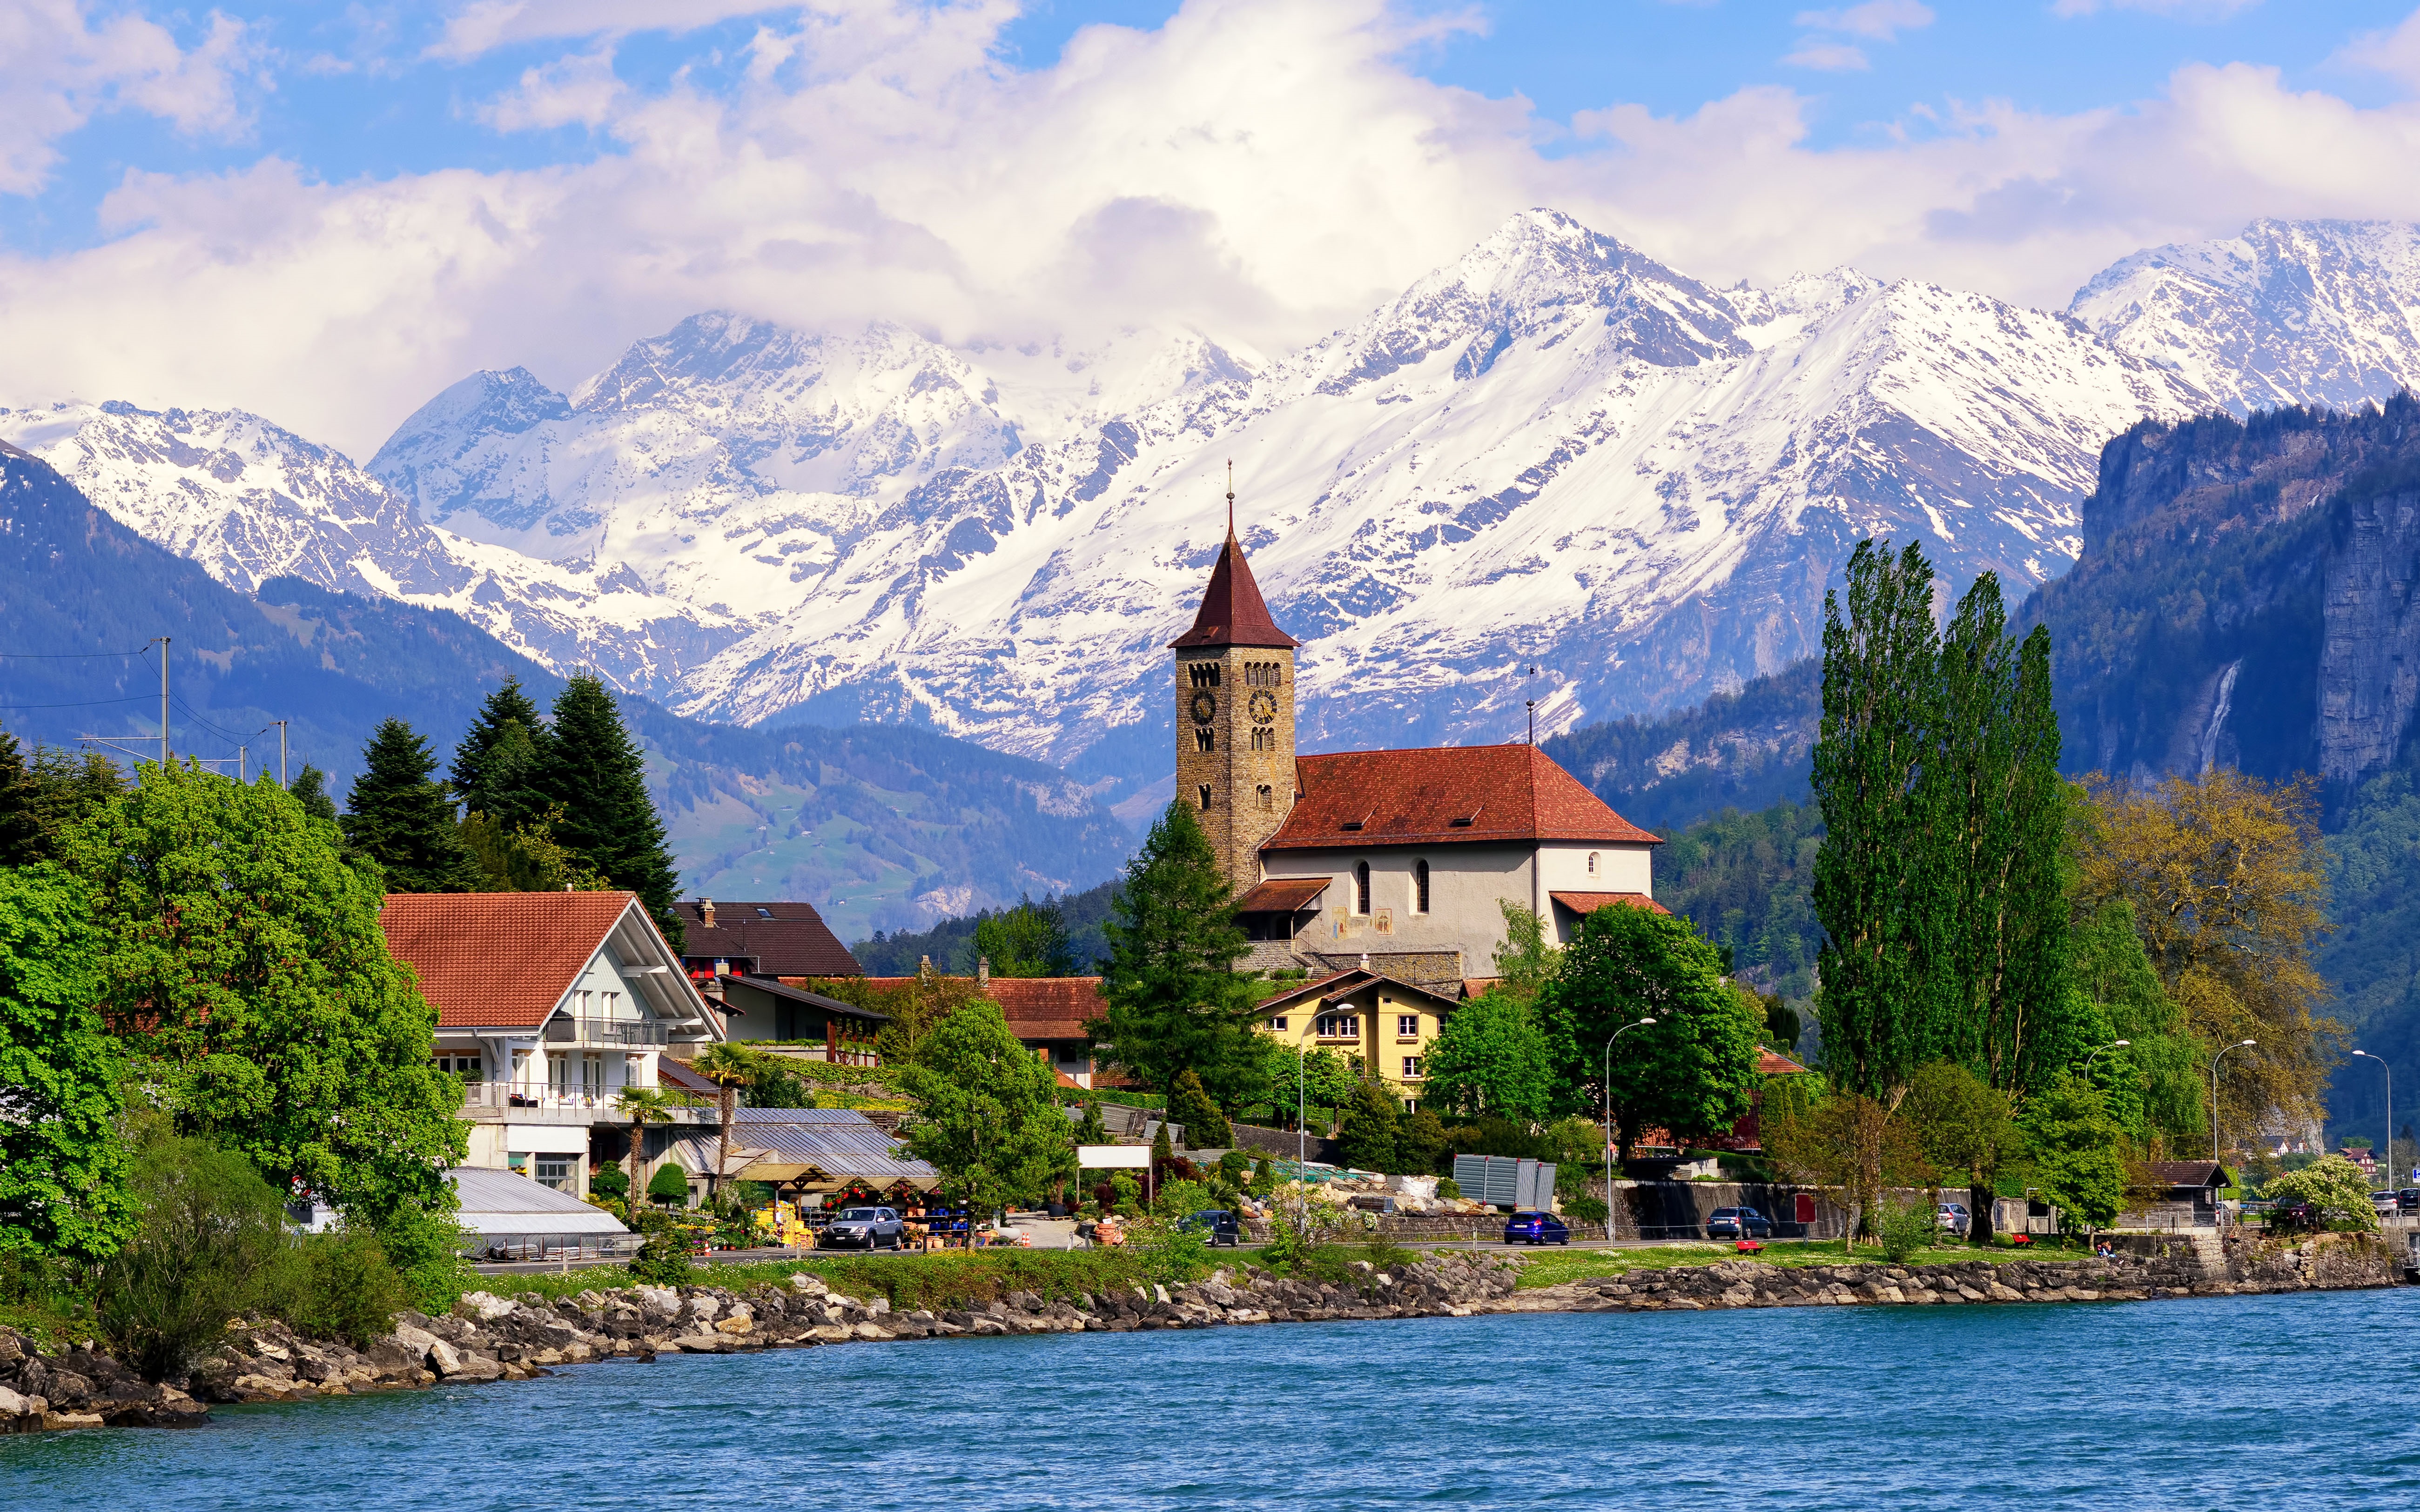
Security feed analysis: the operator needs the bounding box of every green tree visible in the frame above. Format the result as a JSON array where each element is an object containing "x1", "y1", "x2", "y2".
[
  {"x1": 0, "y1": 865, "x2": 131, "y2": 1263},
  {"x1": 341, "y1": 719, "x2": 479, "y2": 893},
  {"x1": 1936, "y1": 575, "x2": 2074, "y2": 1095},
  {"x1": 538, "y1": 676, "x2": 684, "y2": 949},
  {"x1": 897, "y1": 998, "x2": 1076, "y2": 1215},
  {"x1": 26, "y1": 746, "x2": 127, "y2": 854},
  {"x1": 68, "y1": 762, "x2": 467, "y2": 1244},
  {"x1": 647, "y1": 1160, "x2": 691, "y2": 1206},
  {"x1": 1811, "y1": 538, "x2": 1946, "y2": 1104},
  {"x1": 972, "y1": 895, "x2": 1074, "y2": 977},
  {"x1": 1090, "y1": 801, "x2": 1262, "y2": 1108},
  {"x1": 1336, "y1": 1082, "x2": 1402, "y2": 1172},
  {"x1": 460, "y1": 804, "x2": 613, "y2": 893},
  {"x1": 0, "y1": 726, "x2": 45, "y2": 866},
  {"x1": 614, "y1": 1085, "x2": 675, "y2": 1200},
  {"x1": 450, "y1": 678, "x2": 554, "y2": 830},
  {"x1": 2069, "y1": 899, "x2": 2205, "y2": 1151},
  {"x1": 2262, "y1": 1152, "x2": 2378, "y2": 1232},
  {"x1": 1396, "y1": 1106, "x2": 1451, "y2": 1174},
  {"x1": 1260, "y1": 1042, "x2": 1359, "y2": 1129},
  {"x1": 1542, "y1": 902, "x2": 1763, "y2": 1159},
  {"x1": 1166, "y1": 1067, "x2": 1233, "y2": 1148},
  {"x1": 2023, "y1": 1075, "x2": 2126, "y2": 1238},
  {"x1": 1422, "y1": 989, "x2": 1553, "y2": 1122},
  {"x1": 1074, "y1": 1097, "x2": 1109, "y2": 1146},
  {"x1": 1901, "y1": 1060, "x2": 2024, "y2": 1245},
  {"x1": 1490, "y1": 901, "x2": 1562, "y2": 1005},
  {"x1": 93, "y1": 1127, "x2": 292, "y2": 1378},
  {"x1": 692, "y1": 1042, "x2": 758, "y2": 1192},
  {"x1": 287, "y1": 763, "x2": 340, "y2": 826}
]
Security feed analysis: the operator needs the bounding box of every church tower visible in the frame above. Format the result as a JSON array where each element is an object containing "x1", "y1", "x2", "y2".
[{"x1": 1171, "y1": 481, "x2": 1298, "y2": 893}]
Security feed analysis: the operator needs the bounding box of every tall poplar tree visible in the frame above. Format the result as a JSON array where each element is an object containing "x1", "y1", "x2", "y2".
[
  {"x1": 342, "y1": 719, "x2": 479, "y2": 893},
  {"x1": 1089, "y1": 801, "x2": 1263, "y2": 1110},
  {"x1": 1810, "y1": 539, "x2": 1946, "y2": 1105},
  {"x1": 538, "y1": 676, "x2": 684, "y2": 949}
]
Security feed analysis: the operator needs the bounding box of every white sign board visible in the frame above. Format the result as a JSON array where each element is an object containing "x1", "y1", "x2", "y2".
[{"x1": 1078, "y1": 1144, "x2": 1152, "y2": 1169}]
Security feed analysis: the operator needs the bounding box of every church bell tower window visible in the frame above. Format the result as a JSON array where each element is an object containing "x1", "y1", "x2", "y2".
[{"x1": 1198, "y1": 784, "x2": 1213, "y2": 811}]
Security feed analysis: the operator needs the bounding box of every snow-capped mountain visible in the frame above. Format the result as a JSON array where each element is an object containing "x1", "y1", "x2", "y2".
[
  {"x1": 13, "y1": 210, "x2": 2409, "y2": 786},
  {"x1": 2069, "y1": 219, "x2": 2420, "y2": 415}
]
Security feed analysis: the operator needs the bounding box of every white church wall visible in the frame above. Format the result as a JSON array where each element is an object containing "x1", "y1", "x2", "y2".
[
  {"x1": 1263, "y1": 843, "x2": 1537, "y2": 970},
  {"x1": 1537, "y1": 841, "x2": 1654, "y2": 895}
]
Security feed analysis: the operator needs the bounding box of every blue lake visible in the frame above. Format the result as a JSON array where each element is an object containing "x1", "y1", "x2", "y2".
[{"x1": 6, "y1": 1289, "x2": 2419, "y2": 1510}]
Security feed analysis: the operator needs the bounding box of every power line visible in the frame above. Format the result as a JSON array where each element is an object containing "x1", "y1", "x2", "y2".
[
  {"x1": 0, "y1": 646, "x2": 156, "y2": 660},
  {"x1": 0, "y1": 695, "x2": 158, "y2": 710}
]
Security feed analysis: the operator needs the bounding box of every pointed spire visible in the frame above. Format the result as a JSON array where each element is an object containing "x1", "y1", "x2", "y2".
[{"x1": 1171, "y1": 469, "x2": 1298, "y2": 650}]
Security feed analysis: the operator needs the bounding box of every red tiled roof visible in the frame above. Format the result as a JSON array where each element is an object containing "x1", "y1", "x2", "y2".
[
  {"x1": 856, "y1": 976, "x2": 1104, "y2": 1042},
  {"x1": 382, "y1": 891, "x2": 639, "y2": 1028},
  {"x1": 1235, "y1": 876, "x2": 1329, "y2": 913},
  {"x1": 1759, "y1": 1049, "x2": 1810, "y2": 1076},
  {"x1": 1264, "y1": 744, "x2": 1661, "y2": 850},
  {"x1": 1461, "y1": 977, "x2": 1500, "y2": 1000},
  {"x1": 1550, "y1": 890, "x2": 1671, "y2": 917},
  {"x1": 674, "y1": 899, "x2": 860, "y2": 977},
  {"x1": 1170, "y1": 530, "x2": 1298, "y2": 649},
  {"x1": 1259, "y1": 968, "x2": 1459, "y2": 1012}
]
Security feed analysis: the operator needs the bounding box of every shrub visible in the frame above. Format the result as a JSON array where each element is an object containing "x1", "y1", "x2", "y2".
[
  {"x1": 1128, "y1": 1221, "x2": 1214, "y2": 1284},
  {"x1": 94, "y1": 1132, "x2": 290, "y2": 1378},
  {"x1": 1216, "y1": 1150, "x2": 1252, "y2": 1185},
  {"x1": 373, "y1": 1203, "x2": 477, "y2": 1313},
  {"x1": 625, "y1": 1208, "x2": 693, "y2": 1284},
  {"x1": 589, "y1": 1164, "x2": 630, "y2": 1200},
  {"x1": 1153, "y1": 1178, "x2": 1213, "y2": 1222},
  {"x1": 1109, "y1": 1171, "x2": 1142, "y2": 1213},
  {"x1": 1167, "y1": 1070, "x2": 1233, "y2": 1149},
  {"x1": 1563, "y1": 1196, "x2": 1609, "y2": 1226},
  {"x1": 648, "y1": 1160, "x2": 691, "y2": 1206},
  {"x1": 272, "y1": 1226, "x2": 412, "y2": 1350},
  {"x1": 1336, "y1": 1083, "x2": 1402, "y2": 1172},
  {"x1": 1874, "y1": 1198, "x2": 1936, "y2": 1264},
  {"x1": 1248, "y1": 1157, "x2": 1275, "y2": 1196},
  {"x1": 1435, "y1": 1177, "x2": 1462, "y2": 1201}
]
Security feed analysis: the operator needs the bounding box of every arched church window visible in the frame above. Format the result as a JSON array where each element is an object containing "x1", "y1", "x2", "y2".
[
  {"x1": 1414, "y1": 860, "x2": 1430, "y2": 915},
  {"x1": 1196, "y1": 728, "x2": 1215, "y2": 753},
  {"x1": 1587, "y1": 851, "x2": 1600, "y2": 876},
  {"x1": 1197, "y1": 785, "x2": 1213, "y2": 811},
  {"x1": 1355, "y1": 861, "x2": 1370, "y2": 915},
  {"x1": 1257, "y1": 784, "x2": 1273, "y2": 811}
]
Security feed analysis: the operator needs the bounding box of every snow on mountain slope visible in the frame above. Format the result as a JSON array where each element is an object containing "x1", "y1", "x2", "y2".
[
  {"x1": 654, "y1": 210, "x2": 2210, "y2": 765},
  {"x1": 0, "y1": 400, "x2": 746, "y2": 689},
  {"x1": 2069, "y1": 219, "x2": 2420, "y2": 415}
]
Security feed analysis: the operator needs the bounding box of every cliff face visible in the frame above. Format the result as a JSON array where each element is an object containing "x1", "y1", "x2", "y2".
[{"x1": 2027, "y1": 395, "x2": 2420, "y2": 789}]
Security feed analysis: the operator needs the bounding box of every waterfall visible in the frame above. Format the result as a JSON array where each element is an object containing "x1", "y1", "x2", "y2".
[{"x1": 2198, "y1": 659, "x2": 2242, "y2": 774}]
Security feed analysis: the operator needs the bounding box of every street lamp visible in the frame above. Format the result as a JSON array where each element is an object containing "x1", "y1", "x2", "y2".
[
  {"x1": 2210, "y1": 1039, "x2": 2255, "y2": 1165},
  {"x1": 2353, "y1": 1050, "x2": 2393, "y2": 1195},
  {"x1": 1601, "y1": 1018, "x2": 1658, "y2": 1243},
  {"x1": 2083, "y1": 1040, "x2": 2131, "y2": 1079}
]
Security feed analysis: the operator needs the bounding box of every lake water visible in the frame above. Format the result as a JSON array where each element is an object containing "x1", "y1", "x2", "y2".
[{"x1": 7, "y1": 1289, "x2": 2419, "y2": 1510}]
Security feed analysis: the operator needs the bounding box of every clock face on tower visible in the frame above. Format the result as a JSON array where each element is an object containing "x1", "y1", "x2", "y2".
[
  {"x1": 1249, "y1": 690, "x2": 1277, "y2": 724},
  {"x1": 1189, "y1": 690, "x2": 1217, "y2": 724}
]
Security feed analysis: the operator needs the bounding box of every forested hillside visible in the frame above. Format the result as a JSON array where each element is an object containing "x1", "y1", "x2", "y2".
[{"x1": 0, "y1": 443, "x2": 1130, "y2": 939}]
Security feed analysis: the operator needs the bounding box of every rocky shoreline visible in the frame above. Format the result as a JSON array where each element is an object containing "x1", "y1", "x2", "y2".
[{"x1": 1, "y1": 1235, "x2": 2401, "y2": 1434}]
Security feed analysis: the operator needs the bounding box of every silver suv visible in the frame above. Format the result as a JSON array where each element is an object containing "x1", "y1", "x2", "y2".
[{"x1": 822, "y1": 1206, "x2": 904, "y2": 1250}]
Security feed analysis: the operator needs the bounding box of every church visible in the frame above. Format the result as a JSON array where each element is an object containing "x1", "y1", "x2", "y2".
[{"x1": 1170, "y1": 498, "x2": 1667, "y2": 1106}]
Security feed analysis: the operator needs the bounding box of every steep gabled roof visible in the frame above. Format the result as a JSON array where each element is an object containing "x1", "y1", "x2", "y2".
[
  {"x1": 853, "y1": 975, "x2": 1105, "y2": 1042},
  {"x1": 1264, "y1": 744, "x2": 1661, "y2": 850},
  {"x1": 1170, "y1": 531, "x2": 1298, "y2": 650},
  {"x1": 1257, "y1": 968, "x2": 1460, "y2": 1013},
  {"x1": 382, "y1": 890, "x2": 713, "y2": 1033},
  {"x1": 674, "y1": 899, "x2": 860, "y2": 977}
]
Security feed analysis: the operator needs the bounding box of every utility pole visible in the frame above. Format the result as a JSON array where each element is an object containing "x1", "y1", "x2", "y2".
[
  {"x1": 237, "y1": 746, "x2": 246, "y2": 783},
  {"x1": 272, "y1": 720, "x2": 289, "y2": 786},
  {"x1": 160, "y1": 635, "x2": 169, "y2": 766}
]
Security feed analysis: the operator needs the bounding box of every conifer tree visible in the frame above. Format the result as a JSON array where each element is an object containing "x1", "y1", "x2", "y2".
[
  {"x1": 341, "y1": 719, "x2": 479, "y2": 893},
  {"x1": 1810, "y1": 539, "x2": 1947, "y2": 1104},
  {"x1": 538, "y1": 676, "x2": 684, "y2": 949},
  {"x1": 1089, "y1": 801, "x2": 1262, "y2": 1109},
  {"x1": 288, "y1": 763, "x2": 340, "y2": 826},
  {"x1": 451, "y1": 678, "x2": 553, "y2": 829},
  {"x1": 0, "y1": 728, "x2": 46, "y2": 866}
]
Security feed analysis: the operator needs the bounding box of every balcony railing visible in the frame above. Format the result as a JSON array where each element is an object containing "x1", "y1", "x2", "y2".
[
  {"x1": 550, "y1": 1018, "x2": 670, "y2": 1046},
  {"x1": 463, "y1": 1082, "x2": 637, "y2": 1115}
]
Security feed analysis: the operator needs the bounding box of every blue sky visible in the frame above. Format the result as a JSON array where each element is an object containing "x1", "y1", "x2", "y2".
[{"x1": 3, "y1": 0, "x2": 2418, "y2": 452}]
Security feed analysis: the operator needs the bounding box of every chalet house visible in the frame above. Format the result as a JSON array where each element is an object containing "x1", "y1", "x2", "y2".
[
  {"x1": 673, "y1": 897, "x2": 862, "y2": 980},
  {"x1": 856, "y1": 970, "x2": 1104, "y2": 1087},
  {"x1": 2138, "y1": 1162, "x2": 2236, "y2": 1226},
  {"x1": 382, "y1": 890, "x2": 724, "y2": 1197},
  {"x1": 710, "y1": 976, "x2": 887, "y2": 1064},
  {"x1": 1256, "y1": 967, "x2": 1459, "y2": 1107}
]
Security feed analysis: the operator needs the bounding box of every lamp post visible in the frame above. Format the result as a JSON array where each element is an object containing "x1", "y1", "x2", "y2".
[
  {"x1": 2083, "y1": 1039, "x2": 2131, "y2": 1079},
  {"x1": 2210, "y1": 1039, "x2": 2255, "y2": 1165},
  {"x1": 1601, "y1": 1018, "x2": 1658, "y2": 1243},
  {"x1": 2353, "y1": 1050, "x2": 2393, "y2": 1197}
]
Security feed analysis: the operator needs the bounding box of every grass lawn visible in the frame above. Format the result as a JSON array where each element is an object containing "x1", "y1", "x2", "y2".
[
  {"x1": 488, "y1": 1247, "x2": 1185, "y2": 1312},
  {"x1": 1510, "y1": 1239, "x2": 2056, "y2": 1291}
]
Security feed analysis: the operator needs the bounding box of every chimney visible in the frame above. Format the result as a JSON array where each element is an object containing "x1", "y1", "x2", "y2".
[
  {"x1": 978, "y1": 955, "x2": 990, "y2": 988},
  {"x1": 701, "y1": 898, "x2": 716, "y2": 929}
]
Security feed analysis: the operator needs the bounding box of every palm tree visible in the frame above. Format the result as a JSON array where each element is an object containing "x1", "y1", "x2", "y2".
[
  {"x1": 614, "y1": 1085, "x2": 675, "y2": 1215},
  {"x1": 692, "y1": 1043, "x2": 760, "y2": 1198}
]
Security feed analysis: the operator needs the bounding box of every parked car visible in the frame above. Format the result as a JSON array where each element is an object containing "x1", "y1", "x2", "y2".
[
  {"x1": 2269, "y1": 1198, "x2": 2320, "y2": 1231},
  {"x1": 2374, "y1": 1191, "x2": 2400, "y2": 1217},
  {"x1": 820, "y1": 1206, "x2": 904, "y2": 1250},
  {"x1": 1706, "y1": 1207, "x2": 1771, "y2": 1239},
  {"x1": 1937, "y1": 1202, "x2": 1971, "y2": 1236},
  {"x1": 2399, "y1": 1189, "x2": 2420, "y2": 1213},
  {"x1": 1504, "y1": 1211, "x2": 1570, "y2": 1245},
  {"x1": 1180, "y1": 1209, "x2": 1242, "y2": 1247}
]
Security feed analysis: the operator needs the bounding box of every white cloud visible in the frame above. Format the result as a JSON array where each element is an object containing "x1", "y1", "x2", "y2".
[
  {"x1": 1783, "y1": 40, "x2": 1870, "y2": 71},
  {"x1": 1793, "y1": 1, "x2": 1933, "y2": 42},
  {"x1": 2050, "y1": 0, "x2": 2260, "y2": 17},
  {"x1": 4, "y1": 0, "x2": 2420, "y2": 462},
  {"x1": 430, "y1": 0, "x2": 823, "y2": 60},
  {"x1": 0, "y1": 1, "x2": 255, "y2": 194},
  {"x1": 2332, "y1": 9, "x2": 2420, "y2": 92}
]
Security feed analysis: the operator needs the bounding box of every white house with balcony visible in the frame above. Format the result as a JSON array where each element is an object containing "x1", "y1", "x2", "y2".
[{"x1": 381, "y1": 890, "x2": 726, "y2": 1197}]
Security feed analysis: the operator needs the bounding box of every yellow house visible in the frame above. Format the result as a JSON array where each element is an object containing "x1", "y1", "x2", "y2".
[{"x1": 1257, "y1": 967, "x2": 1461, "y2": 1111}]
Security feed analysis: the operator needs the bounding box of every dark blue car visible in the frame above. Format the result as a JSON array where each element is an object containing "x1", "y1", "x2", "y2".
[{"x1": 1503, "y1": 1210, "x2": 1569, "y2": 1245}]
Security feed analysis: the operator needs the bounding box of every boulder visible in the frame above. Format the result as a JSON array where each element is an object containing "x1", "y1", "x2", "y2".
[{"x1": 454, "y1": 1291, "x2": 517, "y2": 1324}]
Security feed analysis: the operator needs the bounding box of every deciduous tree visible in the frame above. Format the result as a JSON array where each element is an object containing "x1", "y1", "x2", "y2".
[
  {"x1": 973, "y1": 895, "x2": 1074, "y2": 977},
  {"x1": 0, "y1": 865, "x2": 131, "y2": 1263},
  {"x1": 1422, "y1": 989, "x2": 1552, "y2": 1122},
  {"x1": 1540, "y1": 902, "x2": 1763, "y2": 1158},
  {"x1": 897, "y1": 998, "x2": 1075, "y2": 1216},
  {"x1": 1901, "y1": 1061, "x2": 2023, "y2": 1245},
  {"x1": 2023, "y1": 1075, "x2": 2126, "y2": 1238}
]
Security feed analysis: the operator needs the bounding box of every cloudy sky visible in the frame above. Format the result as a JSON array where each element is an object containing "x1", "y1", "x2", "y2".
[{"x1": 4, "y1": 0, "x2": 2419, "y2": 456}]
